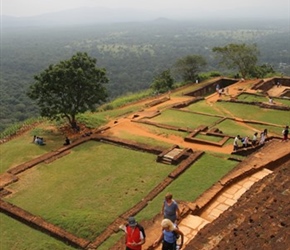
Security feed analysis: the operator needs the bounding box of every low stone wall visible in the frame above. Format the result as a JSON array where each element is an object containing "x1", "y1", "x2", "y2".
[
  {"x1": 145, "y1": 97, "x2": 170, "y2": 107},
  {"x1": 171, "y1": 97, "x2": 203, "y2": 108},
  {"x1": 218, "y1": 99, "x2": 290, "y2": 111},
  {"x1": 185, "y1": 133, "x2": 230, "y2": 147},
  {"x1": 169, "y1": 151, "x2": 204, "y2": 178},
  {"x1": 252, "y1": 77, "x2": 290, "y2": 92},
  {"x1": 184, "y1": 78, "x2": 238, "y2": 97}
]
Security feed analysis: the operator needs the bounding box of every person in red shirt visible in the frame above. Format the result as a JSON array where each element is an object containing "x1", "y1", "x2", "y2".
[{"x1": 120, "y1": 217, "x2": 146, "y2": 250}]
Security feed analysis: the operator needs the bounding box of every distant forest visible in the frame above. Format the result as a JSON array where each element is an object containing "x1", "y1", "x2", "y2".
[{"x1": 1, "y1": 19, "x2": 289, "y2": 132}]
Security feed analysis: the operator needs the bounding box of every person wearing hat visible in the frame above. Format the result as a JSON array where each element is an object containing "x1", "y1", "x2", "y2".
[
  {"x1": 120, "y1": 216, "x2": 146, "y2": 250},
  {"x1": 153, "y1": 218, "x2": 184, "y2": 250}
]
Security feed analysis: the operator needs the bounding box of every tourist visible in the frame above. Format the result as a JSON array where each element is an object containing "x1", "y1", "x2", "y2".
[
  {"x1": 153, "y1": 218, "x2": 184, "y2": 250},
  {"x1": 259, "y1": 131, "x2": 266, "y2": 145},
  {"x1": 282, "y1": 125, "x2": 289, "y2": 142},
  {"x1": 252, "y1": 132, "x2": 258, "y2": 146},
  {"x1": 216, "y1": 83, "x2": 220, "y2": 93},
  {"x1": 120, "y1": 217, "x2": 146, "y2": 250},
  {"x1": 34, "y1": 136, "x2": 45, "y2": 145},
  {"x1": 242, "y1": 136, "x2": 249, "y2": 148},
  {"x1": 63, "y1": 137, "x2": 70, "y2": 146},
  {"x1": 263, "y1": 129, "x2": 268, "y2": 138},
  {"x1": 162, "y1": 193, "x2": 180, "y2": 223},
  {"x1": 233, "y1": 135, "x2": 241, "y2": 151}
]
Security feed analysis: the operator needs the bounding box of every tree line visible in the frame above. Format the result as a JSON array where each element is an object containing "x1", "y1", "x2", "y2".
[
  {"x1": 1, "y1": 20, "x2": 289, "y2": 131},
  {"x1": 27, "y1": 43, "x2": 275, "y2": 129}
]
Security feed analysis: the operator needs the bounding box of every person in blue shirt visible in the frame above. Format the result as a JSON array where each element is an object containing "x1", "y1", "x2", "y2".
[
  {"x1": 153, "y1": 219, "x2": 184, "y2": 250},
  {"x1": 162, "y1": 193, "x2": 180, "y2": 223}
]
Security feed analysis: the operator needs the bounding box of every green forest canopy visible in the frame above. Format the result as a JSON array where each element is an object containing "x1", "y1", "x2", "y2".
[{"x1": 1, "y1": 19, "x2": 289, "y2": 131}]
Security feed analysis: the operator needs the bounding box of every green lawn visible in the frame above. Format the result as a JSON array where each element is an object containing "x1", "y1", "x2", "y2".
[
  {"x1": 4, "y1": 141, "x2": 171, "y2": 241},
  {"x1": 246, "y1": 123, "x2": 284, "y2": 136},
  {"x1": 214, "y1": 119, "x2": 257, "y2": 137},
  {"x1": 0, "y1": 213, "x2": 75, "y2": 250},
  {"x1": 215, "y1": 102, "x2": 290, "y2": 125},
  {"x1": 2, "y1": 80, "x2": 288, "y2": 250},
  {"x1": 98, "y1": 152, "x2": 238, "y2": 249},
  {"x1": 237, "y1": 93, "x2": 268, "y2": 102},
  {"x1": 0, "y1": 124, "x2": 64, "y2": 173},
  {"x1": 186, "y1": 100, "x2": 227, "y2": 116},
  {"x1": 277, "y1": 98, "x2": 290, "y2": 106},
  {"x1": 137, "y1": 152, "x2": 238, "y2": 219},
  {"x1": 135, "y1": 123, "x2": 189, "y2": 138},
  {"x1": 113, "y1": 130, "x2": 173, "y2": 149},
  {"x1": 237, "y1": 93, "x2": 290, "y2": 107},
  {"x1": 151, "y1": 109, "x2": 221, "y2": 129}
]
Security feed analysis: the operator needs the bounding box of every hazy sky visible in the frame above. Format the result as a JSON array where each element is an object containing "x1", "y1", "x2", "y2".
[{"x1": 1, "y1": 0, "x2": 289, "y2": 17}]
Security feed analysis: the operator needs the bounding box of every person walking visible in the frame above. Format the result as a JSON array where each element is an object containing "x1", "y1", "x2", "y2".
[
  {"x1": 120, "y1": 217, "x2": 146, "y2": 250},
  {"x1": 153, "y1": 219, "x2": 184, "y2": 250},
  {"x1": 162, "y1": 193, "x2": 180, "y2": 223}
]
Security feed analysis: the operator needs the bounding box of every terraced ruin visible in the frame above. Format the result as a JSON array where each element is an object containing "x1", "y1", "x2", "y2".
[{"x1": 1, "y1": 77, "x2": 289, "y2": 249}]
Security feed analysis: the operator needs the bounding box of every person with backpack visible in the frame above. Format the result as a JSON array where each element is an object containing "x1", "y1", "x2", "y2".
[
  {"x1": 153, "y1": 219, "x2": 184, "y2": 250},
  {"x1": 120, "y1": 217, "x2": 146, "y2": 250}
]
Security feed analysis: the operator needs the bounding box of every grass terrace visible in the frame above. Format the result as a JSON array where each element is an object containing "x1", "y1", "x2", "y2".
[
  {"x1": 99, "y1": 152, "x2": 239, "y2": 249},
  {"x1": 186, "y1": 100, "x2": 228, "y2": 116},
  {"x1": 0, "y1": 124, "x2": 64, "y2": 173},
  {"x1": 4, "y1": 141, "x2": 171, "y2": 241},
  {"x1": 150, "y1": 109, "x2": 221, "y2": 129},
  {"x1": 214, "y1": 102, "x2": 290, "y2": 125},
  {"x1": 0, "y1": 213, "x2": 75, "y2": 250},
  {"x1": 237, "y1": 93, "x2": 290, "y2": 106}
]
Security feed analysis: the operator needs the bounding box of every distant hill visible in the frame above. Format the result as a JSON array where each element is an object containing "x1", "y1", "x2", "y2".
[
  {"x1": 1, "y1": 5, "x2": 288, "y2": 27},
  {"x1": 1, "y1": 7, "x2": 162, "y2": 27}
]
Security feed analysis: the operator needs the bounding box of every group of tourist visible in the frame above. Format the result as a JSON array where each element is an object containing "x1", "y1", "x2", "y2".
[
  {"x1": 33, "y1": 135, "x2": 72, "y2": 146},
  {"x1": 120, "y1": 192, "x2": 183, "y2": 250},
  {"x1": 233, "y1": 129, "x2": 268, "y2": 151},
  {"x1": 233, "y1": 125, "x2": 289, "y2": 151},
  {"x1": 32, "y1": 135, "x2": 45, "y2": 145}
]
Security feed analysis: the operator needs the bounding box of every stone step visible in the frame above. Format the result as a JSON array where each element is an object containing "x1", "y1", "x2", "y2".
[{"x1": 176, "y1": 215, "x2": 211, "y2": 248}]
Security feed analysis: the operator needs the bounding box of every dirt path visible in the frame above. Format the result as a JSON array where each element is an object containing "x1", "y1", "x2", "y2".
[
  {"x1": 102, "y1": 80, "x2": 260, "y2": 155},
  {"x1": 102, "y1": 104, "x2": 234, "y2": 154}
]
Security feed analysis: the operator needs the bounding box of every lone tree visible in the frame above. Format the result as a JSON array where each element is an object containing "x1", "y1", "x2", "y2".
[
  {"x1": 212, "y1": 43, "x2": 259, "y2": 79},
  {"x1": 27, "y1": 52, "x2": 108, "y2": 128},
  {"x1": 174, "y1": 55, "x2": 207, "y2": 82},
  {"x1": 151, "y1": 69, "x2": 174, "y2": 94}
]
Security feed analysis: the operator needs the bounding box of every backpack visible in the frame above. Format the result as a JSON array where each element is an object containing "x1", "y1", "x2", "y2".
[
  {"x1": 173, "y1": 229, "x2": 180, "y2": 239},
  {"x1": 126, "y1": 224, "x2": 146, "y2": 238}
]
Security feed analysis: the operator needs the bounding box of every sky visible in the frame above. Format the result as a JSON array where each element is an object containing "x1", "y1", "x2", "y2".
[{"x1": 1, "y1": 0, "x2": 289, "y2": 17}]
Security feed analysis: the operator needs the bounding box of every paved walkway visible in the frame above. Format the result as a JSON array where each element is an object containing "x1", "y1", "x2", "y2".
[
  {"x1": 176, "y1": 168, "x2": 272, "y2": 249},
  {"x1": 144, "y1": 139, "x2": 289, "y2": 249}
]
